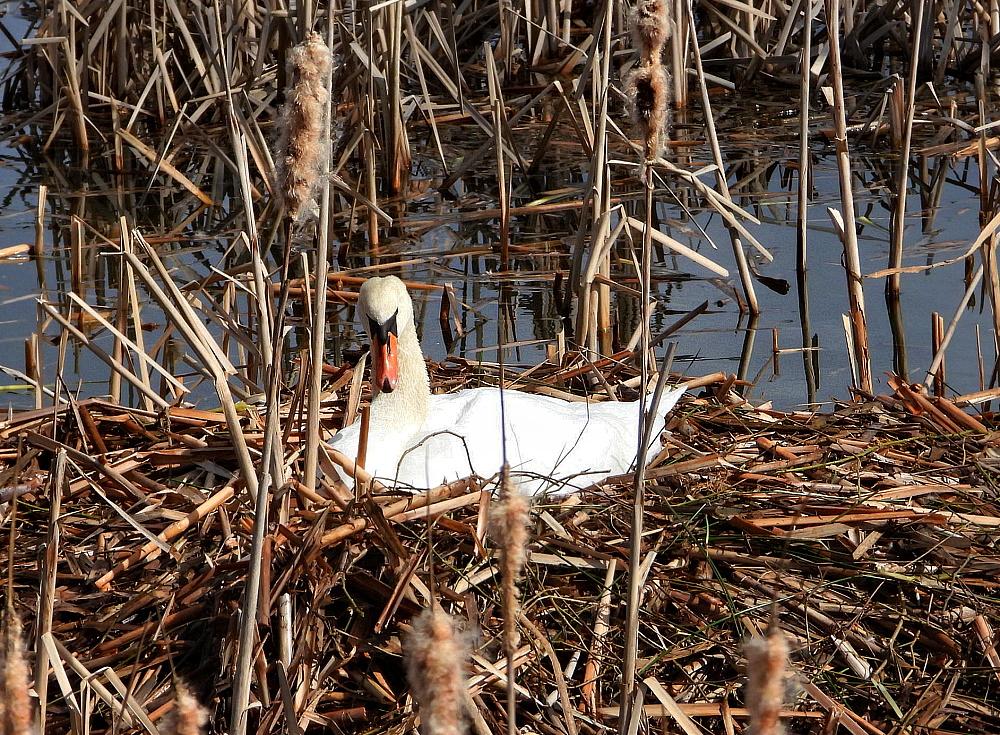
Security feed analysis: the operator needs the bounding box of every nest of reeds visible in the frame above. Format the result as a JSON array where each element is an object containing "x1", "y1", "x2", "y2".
[{"x1": 2, "y1": 354, "x2": 1000, "y2": 734}]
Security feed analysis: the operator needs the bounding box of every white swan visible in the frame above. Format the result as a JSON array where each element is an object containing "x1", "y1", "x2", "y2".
[{"x1": 327, "y1": 276, "x2": 685, "y2": 495}]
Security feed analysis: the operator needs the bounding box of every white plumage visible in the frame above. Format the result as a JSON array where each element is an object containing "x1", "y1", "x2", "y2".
[{"x1": 328, "y1": 276, "x2": 684, "y2": 495}]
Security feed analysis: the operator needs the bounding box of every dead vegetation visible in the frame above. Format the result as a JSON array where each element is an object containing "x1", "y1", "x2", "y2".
[
  {"x1": 3, "y1": 367, "x2": 1000, "y2": 734},
  {"x1": 1, "y1": 0, "x2": 1000, "y2": 733}
]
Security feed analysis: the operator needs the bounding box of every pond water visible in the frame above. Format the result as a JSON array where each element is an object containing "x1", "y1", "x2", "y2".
[
  {"x1": 400, "y1": 143, "x2": 996, "y2": 408},
  {"x1": 0, "y1": 7, "x2": 994, "y2": 412}
]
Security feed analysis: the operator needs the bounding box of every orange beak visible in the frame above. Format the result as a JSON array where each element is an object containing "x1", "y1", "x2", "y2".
[{"x1": 372, "y1": 331, "x2": 399, "y2": 393}]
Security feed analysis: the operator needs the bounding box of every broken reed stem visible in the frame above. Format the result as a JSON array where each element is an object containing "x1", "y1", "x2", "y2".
[
  {"x1": 35, "y1": 450, "x2": 64, "y2": 731},
  {"x1": 33, "y1": 185, "x2": 46, "y2": 258},
  {"x1": 405, "y1": 605, "x2": 472, "y2": 735},
  {"x1": 488, "y1": 469, "x2": 530, "y2": 735},
  {"x1": 485, "y1": 46, "x2": 510, "y2": 270},
  {"x1": 932, "y1": 312, "x2": 945, "y2": 396},
  {"x1": 887, "y1": 0, "x2": 924, "y2": 302},
  {"x1": 275, "y1": 32, "x2": 331, "y2": 224},
  {"x1": 826, "y1": 0, "x2": 872, "y2": 394},
  {"x1": 796, "y1": 0, "x2": 816, "y2": 402},
  {"x1": 926, "y1": 264, "x2": 983, "y2": 390},
  {"x1": 744, "y1": 630, "x2": 789, "y2": 735},
  {"x1": 689, "y1": 11, "x2": 759, "y2": 315}
]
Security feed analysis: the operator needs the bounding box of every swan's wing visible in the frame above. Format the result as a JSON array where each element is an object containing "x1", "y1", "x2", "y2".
[
  {"x1": 327, "y1": 417, "x2": 425, "y2": 488},
  {"x1": 339, "y1": 386, "x2": 687, "y2": 495}
]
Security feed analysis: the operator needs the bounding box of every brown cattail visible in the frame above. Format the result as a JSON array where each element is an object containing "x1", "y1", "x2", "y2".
[
  {"x1": 488, "y1": 469, "x2": 531, "y2": 653},
  {"x1": 275, "y1": 32, "x2": 332, "y2": 223},
  {"x1": 627, "y1": 0, "x2": 674, "y2": 157},
  {"x1": 630, "y1": 0, "x2": 673, "y2": 64},
  {"x1": 624, "y1": 62, "x2": 671, "y2": 156},
  {"x1": 164, "y1": 683, "x2": 207, "y2": 735},
  {"x1": 0, "y1": 611, "x2": 33, "y2": 735},
  {"x1": 404, "y1": 606, "x2": 472, "y2": 735},
  {"x1": 744, "y1": 629, "x2": 789, "y2": 735}
]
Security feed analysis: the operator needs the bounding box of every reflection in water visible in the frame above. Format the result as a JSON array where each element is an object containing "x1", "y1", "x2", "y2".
[{"x1": 0, "y1": 91, "x2": 994, "y2": 410}]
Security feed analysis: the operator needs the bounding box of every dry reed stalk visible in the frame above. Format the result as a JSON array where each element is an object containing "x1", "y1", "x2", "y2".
[
  {"x1": 796, "y1": 0, "x2": 816, "y2": 403},
  {"x1": 405, "y1": 605, "x2": 473, "y2": 735},
  {"x1": 932, "y1": 312, "x2": 946, "y2": 397},
  {"x1": 689, "y1": 13, "x2": 759, "y2": 315},
  {"x1": 384, "y1": 0, "x2": 411, "y2": 196},
  {"x1": 886, "y1": 1, "x2": 925, "y2": 377},
  {"x1": 232, "y1": 164, "x2": 292, "y2": 735},
  {"x1": 825, "y1": 0, "x2": 872, "y2": 394},
  {"x1": 1, "y1": 610, "x2": 34, "y2": 735},
  {"x1": 488, "y1": 469, "x2": 531, "y2": 735},
  {"x1": 275, "y1": 32, "x2": 331, "y2": 223},
  {"x1": 34, "y1": 451, "x2": 64, "y2": 732},
  {"x1": 744, "y1": 630, "x2": 789, "y2": 735},
  {"x1": 116, "y1": 241, "x2": 258, "y2": 496},
  {"x1": 164, "y1": 683, "x2": 207, "y2": 735},
  {"x1": 24, "y1": 336, "x2": 40, "y2": 411},
  {"x1": 119, "y1": 226, "x2": 157, "y2": 412},
  {"x1": 621, "y1": 0, "x2": 673, "y2": 718},
  {"x1": 37, "y1": 300, "x2": 173, "y2": 411},
  {"x1": 485, "y1": 47, "x2": 511, "y2": 269},
  {"x1": 65, "y1": 291, "x2": 186, "y2": 397},
  {"x1": 581, "y1": 562, "x2": 616, "y2": 715},
  {"x1": 111, "y1": 236, "x2": 140, "y2": 409},
  {"x1": 303, "y1": 22, "x2": 337, "y2": 495},
  {"x1": 32, "y1": 185, "x2": 46, "y2": 258},
  {"x1": 116, "y1": 128, "x2": 214, "y2": 205},
  {"x1": 622, "y1": 164, "x2": 655, "y2": 724},
  {"x1": 43, "y1": 633, "x2": 155, "y2": 730},
  {"x1": 624, "y1": 217, "x2": 728, "y2": 275}
]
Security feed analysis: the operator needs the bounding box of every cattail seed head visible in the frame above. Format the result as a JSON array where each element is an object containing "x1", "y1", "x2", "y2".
[
  {"x1": 0, "y1": 611, "x2": 34, "y2": 735},
  {"x1": 489, "y1": 474, "x2": 531, "y2": 586},
  {"x1": 405, "y1": 606, "x2": 472, "y2": 735},
  {"x1": 164, "y1": 683, "x2": 207, "y2": 735},
  {"x1": 744, "y1": 630, "x2": 789, "y2": 735},
  {"x1": 630, "y1": 0, "x2": 674, "y2": 64},
  {"x1": 488, "y1": 472, "x2": 531, "y2": 653},
  {"x1": 625, "y1": 62, "x2": 671, "y2": 157},
  {"x1": 275, "y1": 32, "x2": 332, "y2": 224}
]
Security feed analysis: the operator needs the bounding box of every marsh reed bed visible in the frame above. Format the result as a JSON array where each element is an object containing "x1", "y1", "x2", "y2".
[{"x1": 1, "y1": 0, "x2": 1000, "y2": 733}]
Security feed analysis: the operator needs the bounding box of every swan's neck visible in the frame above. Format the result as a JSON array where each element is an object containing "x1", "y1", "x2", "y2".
[{"x1": 370, "y1": 327, "x2": 430, "y2": 436}]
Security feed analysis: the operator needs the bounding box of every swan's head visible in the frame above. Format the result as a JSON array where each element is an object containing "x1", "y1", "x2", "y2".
[{"x1": 358, "y1": 276, "x2": 415, "y2": 394}]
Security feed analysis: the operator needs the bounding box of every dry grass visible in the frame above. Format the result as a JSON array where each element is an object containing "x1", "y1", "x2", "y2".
[
  {"x1": 2, "y1": 356, "x2": 1000, "y2": 733},
  {"x1": 2, "y1": 1, "x2": 1000, "y2": 734}
]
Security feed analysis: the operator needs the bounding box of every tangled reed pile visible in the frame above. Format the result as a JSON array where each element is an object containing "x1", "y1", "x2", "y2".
[
  {"x1": 1, "y1": 0, "x2": 1000, "y2": 733},
  {"x1": 2, "y1": 354, "x2": 1000, "y2": 733}
]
